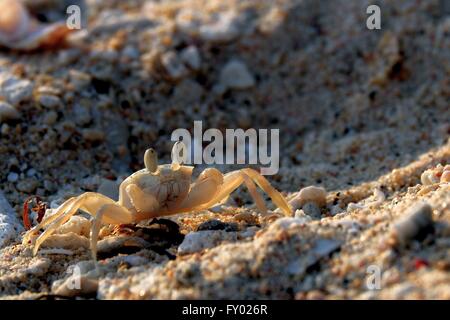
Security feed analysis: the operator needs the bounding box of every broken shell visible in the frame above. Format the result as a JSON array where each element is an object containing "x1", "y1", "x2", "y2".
[{"x1": 0, "y1": 0, "x2": 72, "y2": 50}]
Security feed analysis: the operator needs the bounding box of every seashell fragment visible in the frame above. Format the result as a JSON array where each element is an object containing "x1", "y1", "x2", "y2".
[{"x1": 0, "y1": 0, "x2": 72, "y2": 50}]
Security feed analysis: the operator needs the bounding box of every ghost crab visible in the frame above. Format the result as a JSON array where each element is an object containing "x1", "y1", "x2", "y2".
[{"x1": 24, "y1": 142, "x2": 292, "y2": 262}]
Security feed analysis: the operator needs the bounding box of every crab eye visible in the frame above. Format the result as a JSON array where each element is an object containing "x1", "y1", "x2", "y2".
[{"x1": 144, "y1": 148, "x2": 158, "y2": 172}]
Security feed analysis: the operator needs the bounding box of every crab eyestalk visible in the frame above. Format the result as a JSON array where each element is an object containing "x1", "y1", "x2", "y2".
[
  {"x1": 171, "y1": 141, "x2": 188, "y2": 170},
  {"x1": 144, "y1": 148, "x2": 158, "y2": 172}
]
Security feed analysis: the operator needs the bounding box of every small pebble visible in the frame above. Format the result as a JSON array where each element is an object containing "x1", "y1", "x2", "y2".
[
  {"x1": 392, "y1": 202, "x2": 434, "y2": 247},
  {"x1": 16, "y1": 178, "x2": 38, "y2": 193},
  {"x1": 180, "y1": 45, "x2": 201, "y2": 70},
  {"x1": 0, "y1": 101, "x2": 20, "y2": 122},
  {"x1": 38, "y1": 94, "x2": 61, "y2": 108},
  {"x1": 42, "y1": 110, "x2": 58, "y2": 125},
  {"x1": 26, "y1": 168, "x2": 36, "y2": 177},
  {"x1": 301, "y1": 202, "x2": 322, "y2": 219},
  {"x1": 69, "y1": 70, "x2": 92, "y2": 90},
  {"x1": 0, "y1": 72, "x2": 34, "y2": 105},
  {"x1": 72, "y1": 103, "x2": 92, "y2": 126},
  {"x1": 219, "y1": 60, "x2": 255, "y2": 90},
  {"x1": 7, "y1": 172, "x2": 19, "y2": 182},
  {"x1": 122, "y1": 45, "x2": 140, "y2": 59},
  {"x1": 82, "y1": 128, "x2": 105, "y2": 142}
]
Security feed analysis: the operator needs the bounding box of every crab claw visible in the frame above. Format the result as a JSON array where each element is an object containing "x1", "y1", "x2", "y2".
[{"x1": 22, "y1": 196, "x2": 48, "y2": 230}]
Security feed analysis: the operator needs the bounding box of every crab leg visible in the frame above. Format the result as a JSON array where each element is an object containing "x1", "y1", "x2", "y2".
[
  {"x1": 31, "y1": 193, "x2": 117, "y2": 255},
  {"x1": 168, "y1": 169, "x2": 270, "y2": 215},
  {"x1": 90, "y1": 204, "x2": 135, "y2": 262},
  {"x1": 23, "y1": 197, "x2": 77, "y2": 243},
  {"x1": 242, "y1": 174, "x2": 268, "y2": 214},
  {"x1": 241, "y1": 168, "x2": 292, "y2": 216},
  {"x1": 193, "y1": 169, "x2": 290, "y2": 215},
  {"x1": 196, "y1": 170, "x2": 247, "y2": 210}
]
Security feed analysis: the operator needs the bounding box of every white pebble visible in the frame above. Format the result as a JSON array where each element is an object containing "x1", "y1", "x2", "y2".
[
  {"x1": 7, "y1": 172, "x2": 19, "y2": 182},
  {"x1": 0, "y1": 72, "x2": 33, "y2": 106},
  {"x1": 219, "y1": 60, "x2": 255, "y2": 90}
]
